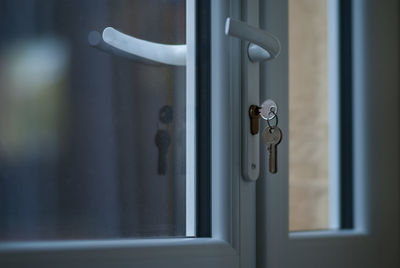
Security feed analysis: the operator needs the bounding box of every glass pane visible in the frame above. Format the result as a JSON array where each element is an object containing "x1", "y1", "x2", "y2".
[
  {"x1": 0, "y1": 0, "x2": 187, "y2": 241},
  {"x1": 289, "y1": 0, "x2": 336, "y2": 231}
]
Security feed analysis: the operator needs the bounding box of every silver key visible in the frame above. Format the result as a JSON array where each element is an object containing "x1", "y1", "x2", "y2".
[{"x1": 262, "y1": 126, "x2": 282, "y2": 174}]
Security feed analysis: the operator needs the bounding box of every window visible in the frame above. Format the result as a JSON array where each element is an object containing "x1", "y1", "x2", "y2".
[
  {"x1": 258, "y1": 0, "x2": 399, "y2": 267},
  {"x1": 288, "y1": 0, "x2": 353, "y2": 232},
  {"x1": 0, "y1": 1, "x2": 398, "y2": 267},
  {"x1": 0, "y1": 1, "x2": 258, "y2": 267},
  {"x1": 0, "y1": 0, "x2": 189, "y2": 240},
  {"x1": 289, "y1": 0, "x2": 334, "y2": 231}
]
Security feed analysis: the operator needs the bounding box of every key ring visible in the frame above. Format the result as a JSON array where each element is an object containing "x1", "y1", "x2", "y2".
[{"x1": 267, "y1": 110, "x2": 278, "y2": 129}]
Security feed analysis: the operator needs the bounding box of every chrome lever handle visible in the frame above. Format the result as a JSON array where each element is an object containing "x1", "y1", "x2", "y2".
[
  {"x1": 89, "y1": 27, "x2": 186, "y2": 66},
  {"x1": 225, "y1": 18, "x2": 281, "y2": 62}
]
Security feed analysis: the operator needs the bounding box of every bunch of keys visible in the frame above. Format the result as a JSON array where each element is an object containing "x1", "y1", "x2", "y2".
[
  {"x1": 249, "y1": 99, "x2": 283, "y2": 174},
  {"x1": 260, "y1": 100, "x2": 282, "y2": 174}
]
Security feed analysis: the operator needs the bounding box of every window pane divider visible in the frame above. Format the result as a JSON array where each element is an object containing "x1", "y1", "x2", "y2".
[{"x1": 289, "y1": 229, "x2": 367, "y2": 240}]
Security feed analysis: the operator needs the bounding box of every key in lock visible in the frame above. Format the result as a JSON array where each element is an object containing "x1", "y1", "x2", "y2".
[{"x1": 249, "y1": 99, "x2": 278, "y2": 135}]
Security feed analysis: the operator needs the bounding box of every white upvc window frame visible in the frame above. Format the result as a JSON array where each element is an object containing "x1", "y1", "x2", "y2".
[
  {"x1": 0, "y1": 1, "x2": 255, "y2": 268},
  {"x1": 257, "y1": 0, "x2": 399, "y2": 267}
]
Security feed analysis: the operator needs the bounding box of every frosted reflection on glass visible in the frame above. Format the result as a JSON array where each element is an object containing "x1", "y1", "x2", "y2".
[{"x1": 0, "y1": 0, "x2": 187, "y2": 240}]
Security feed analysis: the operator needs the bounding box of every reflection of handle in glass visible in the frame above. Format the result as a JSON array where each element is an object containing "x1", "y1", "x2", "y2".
[
  {"x1": 225, "y1": 17, "x2": 281, "y2": 62},
  {"x1": 88, "y1": 27, "x2": 186, "y2": 66}
]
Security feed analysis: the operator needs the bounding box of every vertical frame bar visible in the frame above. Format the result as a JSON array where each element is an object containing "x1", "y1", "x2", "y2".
[
  {"x1": 240, "y1": 1, "x2": 258, "y2": 265},
  {"x1": 258, "y1": 0, "x2": 289, "y2": 267},
  {"x1": 186, "y1": 0, "x2": 197, "y2": 237},
  {"x1": 328, "y1": 0, "x2": 340, "y2": 230}
]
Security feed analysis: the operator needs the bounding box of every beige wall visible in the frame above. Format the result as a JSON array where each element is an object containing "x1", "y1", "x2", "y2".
[{"x1": 289, "y1": 0, "x2": 330, "y2": 231}]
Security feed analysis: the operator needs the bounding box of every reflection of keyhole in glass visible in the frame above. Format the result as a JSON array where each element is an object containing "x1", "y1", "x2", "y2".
[
  {"x1": 155, "y1": 129, "x2": 170, "y2": 175},
  {"x1": 155, "y1": 105, "x2": 173, "y2": 175}
]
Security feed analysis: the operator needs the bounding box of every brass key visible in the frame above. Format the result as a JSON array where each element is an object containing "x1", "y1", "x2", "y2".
[{"x1": 262, "y1": 126, "x2": 282, "y2": 174}]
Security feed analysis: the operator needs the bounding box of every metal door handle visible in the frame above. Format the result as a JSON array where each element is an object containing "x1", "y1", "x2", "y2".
[
  {"x1": 225, "y1": 16, "x2": 280, "y2": 181},
  {"x1": 225, "y1": 18, "x2": 281, "y2": 62},
  {"x1": 89, "y1": 27, "x2": 186, "y2": 66}
]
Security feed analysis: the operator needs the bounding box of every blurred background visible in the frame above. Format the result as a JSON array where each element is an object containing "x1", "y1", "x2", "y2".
[
  {"x1": 0, "y1": 0, "x2": 187, "y2": 240},
  {"x1": 289, "y1": 0, "x2": 331, "y2": 231}
]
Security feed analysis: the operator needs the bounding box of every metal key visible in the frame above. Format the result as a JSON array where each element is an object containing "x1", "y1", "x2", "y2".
[
  {"x1": 155, "y1": 129, "x2": 170, "y2": 175},
  {"x1": 262, "y1": 126, "x2": 282, "y2": 174}
]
